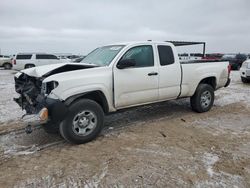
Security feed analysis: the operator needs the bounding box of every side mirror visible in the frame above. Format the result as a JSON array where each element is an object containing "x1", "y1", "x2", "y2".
[{"x1": 117, "y1": 59, "x2": 136, "y2": 69}]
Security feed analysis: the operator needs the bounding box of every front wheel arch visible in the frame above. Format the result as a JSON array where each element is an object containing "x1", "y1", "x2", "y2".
[{"x1": 64, "y1": 90, "x2": 109, "y2": 114}]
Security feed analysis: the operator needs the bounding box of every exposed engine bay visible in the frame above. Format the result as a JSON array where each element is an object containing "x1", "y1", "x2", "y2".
[
  {"x1": 14, "y1": 73, "x2": 47, "y2": 114},
  {"x1": 14, "y1": 64, "x2": 95, "y2": 114}
]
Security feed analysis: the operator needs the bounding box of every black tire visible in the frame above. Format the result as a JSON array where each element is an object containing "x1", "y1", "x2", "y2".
[
  {"x1": 42, "y1": 122, "x2": 60, "y2": 134},
  {"x1": 3, "y1": 63, "x2": 12, "y2": 70},
  {"x1": 241, "y1": 77, "x2": 250, "y2": 83},
  {"x1": 59, "y1": 99, "x2": 104, "y2": 144},
  {"x1": 190, "y1": 84, "x2": 214, "y2": 113},
  {"x1": 24, "y1": 64, "x2": 35, "y2": 69}
]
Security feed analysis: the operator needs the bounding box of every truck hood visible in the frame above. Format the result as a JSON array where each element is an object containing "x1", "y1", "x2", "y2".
[{"x1": 19, "y1": 63, "x2": 97, "y2": 78}]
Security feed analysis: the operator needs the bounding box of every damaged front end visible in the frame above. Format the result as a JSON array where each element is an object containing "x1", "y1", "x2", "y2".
[
  {"x1": 14, "y1": 73, "x2": 45, "y2": 114},
  {"x1": 13, "y1": 63, "x2": 96, "y2": 132},
  {"x1": 14, "y1": 72, "x2": 68, "y2": 126}
]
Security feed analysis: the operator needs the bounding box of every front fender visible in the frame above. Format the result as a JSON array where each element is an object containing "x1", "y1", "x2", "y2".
[{"x1": 50, "y1": 84, "x2": 115, "y2": 112}]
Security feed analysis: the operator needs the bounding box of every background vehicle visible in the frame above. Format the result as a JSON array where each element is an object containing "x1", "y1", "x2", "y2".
[
  {"x1": 179, "y1": 53, "x2": 203, "y2": 62},
  {"x1": 14, "y1": 41, "x2": 231, "y2": 144},
  {"x1": 12, "y1": 53, "x2": 64, "y2": 70},
  {"x1": 73, "y1": 56, "x2": 86, "y2": 63},
  {"x1": 240, "y1": 59, "x2": 250, "y2": 83},
  {"x1": 221, "y1": 54, "x2": 247, "y2": 70},
  {"x1": 56, "y1": 56, "x2": 71, "y2": 63},
  {"x1": 0, "y1": 55, "x2": 12, "y2": 69},
  {"x1": 202, "y1": 53, "x2": 224, "y2": 60}
]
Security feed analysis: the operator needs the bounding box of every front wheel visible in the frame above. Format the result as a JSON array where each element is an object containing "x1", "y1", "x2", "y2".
[
  {"x1": 190, "y1": 84, "x2": 214, "y2": 113},
  {"x1": 59, "y1": 99, "x2": 104, "y2": 144}
]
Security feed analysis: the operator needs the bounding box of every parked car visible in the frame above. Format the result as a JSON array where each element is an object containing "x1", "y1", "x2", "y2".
[
  {"x1": 202, "y1": 53, "x2": 224, "y2": 61},
  {"x1": 221, "y1": 54, "x2": 247, "y2": 70},
  {"x1": 0, "y1": 55, "x2": 12, "y2": 69},
  {"x1": 240, "y1": 60, "x2": 250, "y2": 83},
  {"x1": 72, "y1": 56, "x2": 86, "y2": 63},
  {"x1": 57, "y1": 56, "x2": 71, "y2": 63},
  {"x1": 12, "y1": 53, "x2": 64, "y2": 70},
  {"x1": 67, "y1": 55, "x2": 81, "y2": 62},
  {"x1": 14, "y1": 41, "x2": 231, "y2": 144}
]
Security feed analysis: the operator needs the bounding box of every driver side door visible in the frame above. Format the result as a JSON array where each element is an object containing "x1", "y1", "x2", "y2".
[{"x1": 114, "y1": 45, "x2": 159, "y2": 109}]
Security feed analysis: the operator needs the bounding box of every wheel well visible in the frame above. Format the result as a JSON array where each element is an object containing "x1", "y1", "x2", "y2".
[
  {"x1": 3, "y1": 62, "x2": 12, "y2": 67},
  {"x1": 199, "y1": 77, "x2": 216, "y2": 89},
  {"x1": 65, "y1": 91, "x2": 109, "y2": 113}
]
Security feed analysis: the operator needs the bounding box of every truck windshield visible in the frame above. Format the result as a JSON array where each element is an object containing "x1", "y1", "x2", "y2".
[{"x1": 81, "y1": 45, "x2": 125, "y2": 66}]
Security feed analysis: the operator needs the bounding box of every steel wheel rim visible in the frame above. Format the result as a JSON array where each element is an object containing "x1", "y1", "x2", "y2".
[
  {"x1": 200, "y1": 91, "x2": 212, "y2": 109},
  {"x1": 72, "y1": 110, "x2": 97, "y2": 136}
]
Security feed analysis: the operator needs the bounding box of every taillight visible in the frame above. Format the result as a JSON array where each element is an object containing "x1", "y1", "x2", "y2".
[
  {"x1": 228, "y1": 64, "x2": 231, "y2": 75},
  {"x1": 13, "y1": 59, "x2": 16, "y2": 65}
]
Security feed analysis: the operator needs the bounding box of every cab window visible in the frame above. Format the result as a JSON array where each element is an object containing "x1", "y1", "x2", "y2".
[
  {"x1": 158, "y1": 45, "x2": 175, "y2": 66},
  {"x1": 121, "y1": 45, "x2": 154, "y2": 67}
]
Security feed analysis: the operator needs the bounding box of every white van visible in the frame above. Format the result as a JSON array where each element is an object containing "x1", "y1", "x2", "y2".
[{"x1": 13, "y1": 53, "x2": 64, "y2": 70}]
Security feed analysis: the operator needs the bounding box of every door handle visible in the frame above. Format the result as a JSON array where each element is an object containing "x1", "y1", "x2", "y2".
[{"x1": 148, "y1": 72, "x2": 158, "y2": 76}]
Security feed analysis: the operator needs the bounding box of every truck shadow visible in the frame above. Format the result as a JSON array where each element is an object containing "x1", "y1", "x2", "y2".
[{"x1": 104, "y1": 98, "x2": 192, "y2": 130}]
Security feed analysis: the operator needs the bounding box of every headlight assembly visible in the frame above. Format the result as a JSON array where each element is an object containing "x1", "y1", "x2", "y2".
[{"x1": 41, "y1": 81, "x2": 59, "y2": 95}]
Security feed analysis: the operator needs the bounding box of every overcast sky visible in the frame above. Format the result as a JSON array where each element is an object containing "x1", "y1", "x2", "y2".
[{"x1": 0, "y1": 0, "x2": 249, "y2": 55}]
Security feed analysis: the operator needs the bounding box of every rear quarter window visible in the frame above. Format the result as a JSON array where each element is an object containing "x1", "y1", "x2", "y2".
[
  {"x1": 158, "y1": 45, "x2": 175, "y2": 66},
  {"x1": 16, "y1": 55, "x2": 32, "y2": 60}
]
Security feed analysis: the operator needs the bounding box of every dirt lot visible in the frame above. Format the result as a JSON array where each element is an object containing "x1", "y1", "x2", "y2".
[{"x1": 0, "y1": 69, "x2": 249, "y2": 187}]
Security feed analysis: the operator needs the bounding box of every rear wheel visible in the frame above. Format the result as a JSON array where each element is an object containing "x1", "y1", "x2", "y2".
[
  {"x1": 3, "y1": 63, "x2": 12, "y2": 70},
  {"x1": 24, "y1": 64, "x2": 35, "y2": 69},
  {"x1": 190, "y1": 84, "x2": 214, "y2": 113},
  {"x1": 241, "y1": 77, "x2": 250, "y2": 83},
  {"x1": 59, "y1": 99, "x2": 104, "y2": 144}
]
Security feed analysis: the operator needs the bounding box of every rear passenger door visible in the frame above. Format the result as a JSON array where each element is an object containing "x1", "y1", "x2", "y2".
[
  {"x1": 157, "y1": 45, "x2": 182, "y2": 100},
  {"x1": 36, "y1": 54, "x2": 60, "y2": 66}
]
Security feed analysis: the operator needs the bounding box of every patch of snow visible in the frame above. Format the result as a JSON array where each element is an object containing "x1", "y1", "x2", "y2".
[
  {"x1": 0, "y1": 132, "x2": 39, "y2": 156},
  {"x1": 215, "y1": 71, "x2": 250, "y2": 107},
  {"x1": 0, "y1": 70, "x2": 24, "y2": 124},
  {"x1": 3, "y1": 144, "x2": 38, "y2": 156},
  {"x1": 202, "y1": 152, "x2": 219, "y2": 177},
  {"x1": 196, "y1": 152, "x2": 244, "y2": 188},
  {"x1": 84, "y1": 163, "x2": 108, "y2": 188},
  {"x1": 195, "y1": 172, "x2": 244, "y2": 188}
]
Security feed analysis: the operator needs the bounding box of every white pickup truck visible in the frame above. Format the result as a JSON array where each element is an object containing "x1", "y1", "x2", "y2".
[{"x1": 14, "y1": 41, "x2": 231, "y2": 144}]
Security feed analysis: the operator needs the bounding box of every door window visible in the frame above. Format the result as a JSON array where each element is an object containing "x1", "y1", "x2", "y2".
[{"x1": 121, "y1": 45, "x2": 154, "y2": 67}]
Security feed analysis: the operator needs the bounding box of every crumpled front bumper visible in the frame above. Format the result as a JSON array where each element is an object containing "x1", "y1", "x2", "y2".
[
  {"x1": 43, "y1": 97, "x2": 68, "y2": 124},
  {"x1": 15, "y1": 96, "x2": 68, "y2": 126}
]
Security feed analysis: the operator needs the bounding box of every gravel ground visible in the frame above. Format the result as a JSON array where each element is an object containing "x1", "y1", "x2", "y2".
[{"x1": 0, "y1": 69, "x2": 249, "y2": 187}]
